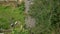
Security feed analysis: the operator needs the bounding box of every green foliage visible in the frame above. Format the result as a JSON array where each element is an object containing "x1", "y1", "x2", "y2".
[
  {"x1": 0, "y1": 2, "x2": 30, "y2": 34},
  {"x1": 0, "y1": 3, "x2": 25, "y2": 29},
  {"x1": 29, "y1": 0, "x2": 60, "y2": 34},
  {"x1": 13, "y1": 29, "x2": 29, "y2": 34}
]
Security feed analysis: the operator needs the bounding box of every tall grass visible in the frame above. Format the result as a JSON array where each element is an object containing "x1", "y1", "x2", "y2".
[{"x1": 29, "y1": 0, "x2": 60, "y2": 34}]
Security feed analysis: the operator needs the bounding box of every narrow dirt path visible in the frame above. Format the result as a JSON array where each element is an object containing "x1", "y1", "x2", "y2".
[{"x1": 24, "y1": 0, "x2": 35, "y2": 28}]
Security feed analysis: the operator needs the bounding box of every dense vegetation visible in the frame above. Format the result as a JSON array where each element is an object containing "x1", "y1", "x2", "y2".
[
  {"x1": 0, "y1": 3, "x2": 24, "y2": 29},
  {"x1": 0, "y1": 3, "x2": 30, "y2": 34},
  {"x1": 0, "y1": 0, "x2": 60, "y2": 34},
  {"x1": 29, "y1": 0, "x2": 60, "y2": 34}
]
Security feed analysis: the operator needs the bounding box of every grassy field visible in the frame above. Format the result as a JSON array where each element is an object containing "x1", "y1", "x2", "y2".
[
  {"x1": 29, "y1": 0, "x2": 60, "y2": 34},
  {"x1": 0, "y1": 2, "x2": 30, "y2": 34},
  {"x1": 0, "y1": 0, "x2": 60, "y2": 34}
]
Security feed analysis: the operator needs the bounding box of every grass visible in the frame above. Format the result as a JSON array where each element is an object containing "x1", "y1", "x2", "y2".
[
  {"x1": 29, "y1": 0, "x2": 60, "y2": 34},
  {"x1": 0, "y1": 3, "x2": 30, "y2": 34}
]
